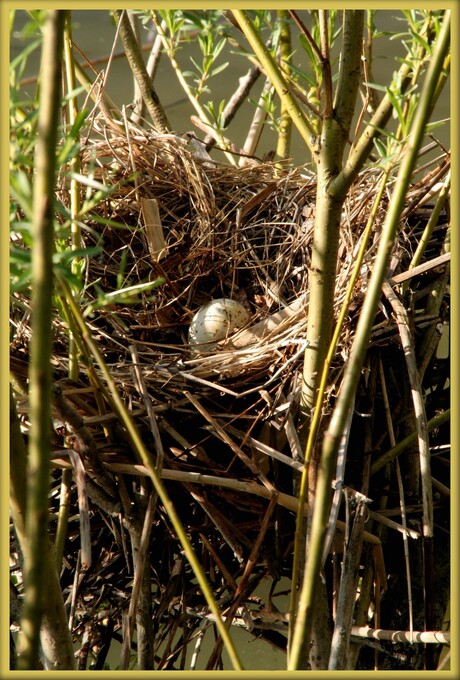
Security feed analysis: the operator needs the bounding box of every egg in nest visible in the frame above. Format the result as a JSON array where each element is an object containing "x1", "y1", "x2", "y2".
[{"x1": 188, "y1": 298, "x2": 250, "y2": 352}]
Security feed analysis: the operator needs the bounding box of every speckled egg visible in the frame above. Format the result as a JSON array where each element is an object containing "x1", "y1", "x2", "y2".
[{"x1": 188, "y1": 298, "x2": 250, "y2": 351}]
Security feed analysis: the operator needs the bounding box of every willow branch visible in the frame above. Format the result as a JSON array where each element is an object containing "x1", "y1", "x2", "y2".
[
  {"x1": 114, "y1": 9, "x2": 171, "y2": 133},
  {"x1": 17, "y1": 10, "x2": 67, "y2": 670}
]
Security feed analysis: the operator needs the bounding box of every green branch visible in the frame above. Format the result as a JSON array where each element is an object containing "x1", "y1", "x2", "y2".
[
  {"x1": 333, "y1": 11, "x2": 365, "y2": 150},
  {"x1": 16, "y1": 10, "x2": 75, "y2": 670},
  {"x1": 300, "y1": 9, "x2": 365, "y2": 418},
  {"x1": 275, "y1": 10, "x2": 293, "y2": 160}
]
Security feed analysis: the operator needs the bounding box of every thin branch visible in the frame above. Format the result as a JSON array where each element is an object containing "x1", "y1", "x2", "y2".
[
  {"x1": 328, "y1": 495, "x2": 368, "y2": 669},
  {"x1": 382, "y1": 281, "x2": 433, "y2": 537},
  {"x1": 378, "y1": 358, "x2": 413, "y2": 638},
  {"x1": 120, "y1": 492, "x2": 156, "y2": 669},
  {"x1": 239, "y1": 78, "x2": 273, "y2": 166},
  {"x1": 289, "y1": 10, "x2": 323, "y2": 62},
  {"x1": 203, "y1": 64, "x2": 262, "y2": 149},
  {"x1": 114, "y1": 10, "x2": 171, "y2": 133},
  {"x1": 350, "y1": 627, "x2": 450, "y2": 645},
  {"x1": 17, "y1": 10, "x2": 70, "y2": 670}
]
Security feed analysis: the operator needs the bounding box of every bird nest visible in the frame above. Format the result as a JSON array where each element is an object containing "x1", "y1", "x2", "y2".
[
  {"x1": 54, "y1": 125, "x2": 387, "y2": 393},
  {"x1": 10, "y1": 120, "x2": 451, "y2": 668}
]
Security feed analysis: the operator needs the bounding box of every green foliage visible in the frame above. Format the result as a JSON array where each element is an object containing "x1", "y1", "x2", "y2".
[
  {"x1": 249, "y1": 87, "x2": 280, "y2": 133},
  {"x1": 155, "y1": 10, "x2": 230, "y2": 98},
  {"x1": 10, "y1": 13, "x2": 147, "y2": 304},
  {"x1": 157, "y1": 9, "x2": 185, "y2": 42},
  {"x1": 84, "y1": 277, "x2": 166, "y2": 315}
]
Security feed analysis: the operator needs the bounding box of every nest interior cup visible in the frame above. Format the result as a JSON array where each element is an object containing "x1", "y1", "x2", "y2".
[{"x1": 188, "y1": 298, "x2": 250, "y2": 351}]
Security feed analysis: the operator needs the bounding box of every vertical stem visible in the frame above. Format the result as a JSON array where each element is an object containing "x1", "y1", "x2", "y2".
[
  {"x1": 300, "y1": 10, "x2": 365, "y2": 423},
  {"x1": 318, "y1": 11, "x2": 333, "y2": 117},
  {"x1": 54, "y1": 10, "x2": 83, "y2": 578},
  {"x1": 114, "y1": 9, "x2": 171, "y2": 133},
  {"x1": 17, "y1": 10, "x2": 67, "y2": 669},
  {"x1": 63, "y1": 12, "x2": 81, "y2": 378},
  {"x1": 289, "y1": 11, "x2": 365, "y2": 667},
  {"x1": 127, "y1": 10, "x2": 144, "y2": 122},
  {"x1": 276, "y1": 10, "x2": 292, "y2": 160}
]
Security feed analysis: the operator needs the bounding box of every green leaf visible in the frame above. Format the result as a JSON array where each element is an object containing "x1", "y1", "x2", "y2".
[
  {"x1": 56, "y1": 108, "x2": 89, "y2": 167},
  {"x1": 386, "y1": 86, "x2": 406, "y2": 135},
  {"x1": 56, "y1": 138, "x2": 81, "y2": 168},
  {"x1": 52, "y1": 246, "x2": 103, "y2": 265},
  {"x1": 410, "y1": 30, "x2": 431, "y2": 55},
  {"x1": 10, "y1": 171, "x2": 33, "y2": 220},
  {"x1": 53, "y1": 264, "x2": 85, "y2": 293},
  {"x1": 116, "y1": 247, "x2": 129, "y2": 289},
  {"x1": 365, "y1": 81, "x2": 389, "y2": 93},
  {"x1": 210, "y1": 62, "x2": 229, "y2": 77},
  {"x1": 189, "y1": 57, "x2": 201, "y2": 73},
  {"x1": 10, "y1": 37, "x2": 42, "y2": 76},
  {"x1": 425, "y1": 118, "x2": 448, "y2": 133},
  {"x1": 10, "y1": 245, "x2": 31, "y2": 265},
  {"x1": 85, "y1": 214, "x2": 137, "y2": 231},
  {"x1": 83, "y1": 277, "x2": 166, "y2": 313},
  {"x1": 70, "y1": 172, "x2": 111, "y2": 193},
  {"x1": 213, "y1": 38, "x2": 226, "y2": 59},
  {"x1": 10, "y1": 271, "x2": 32, "y2": 294}
]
